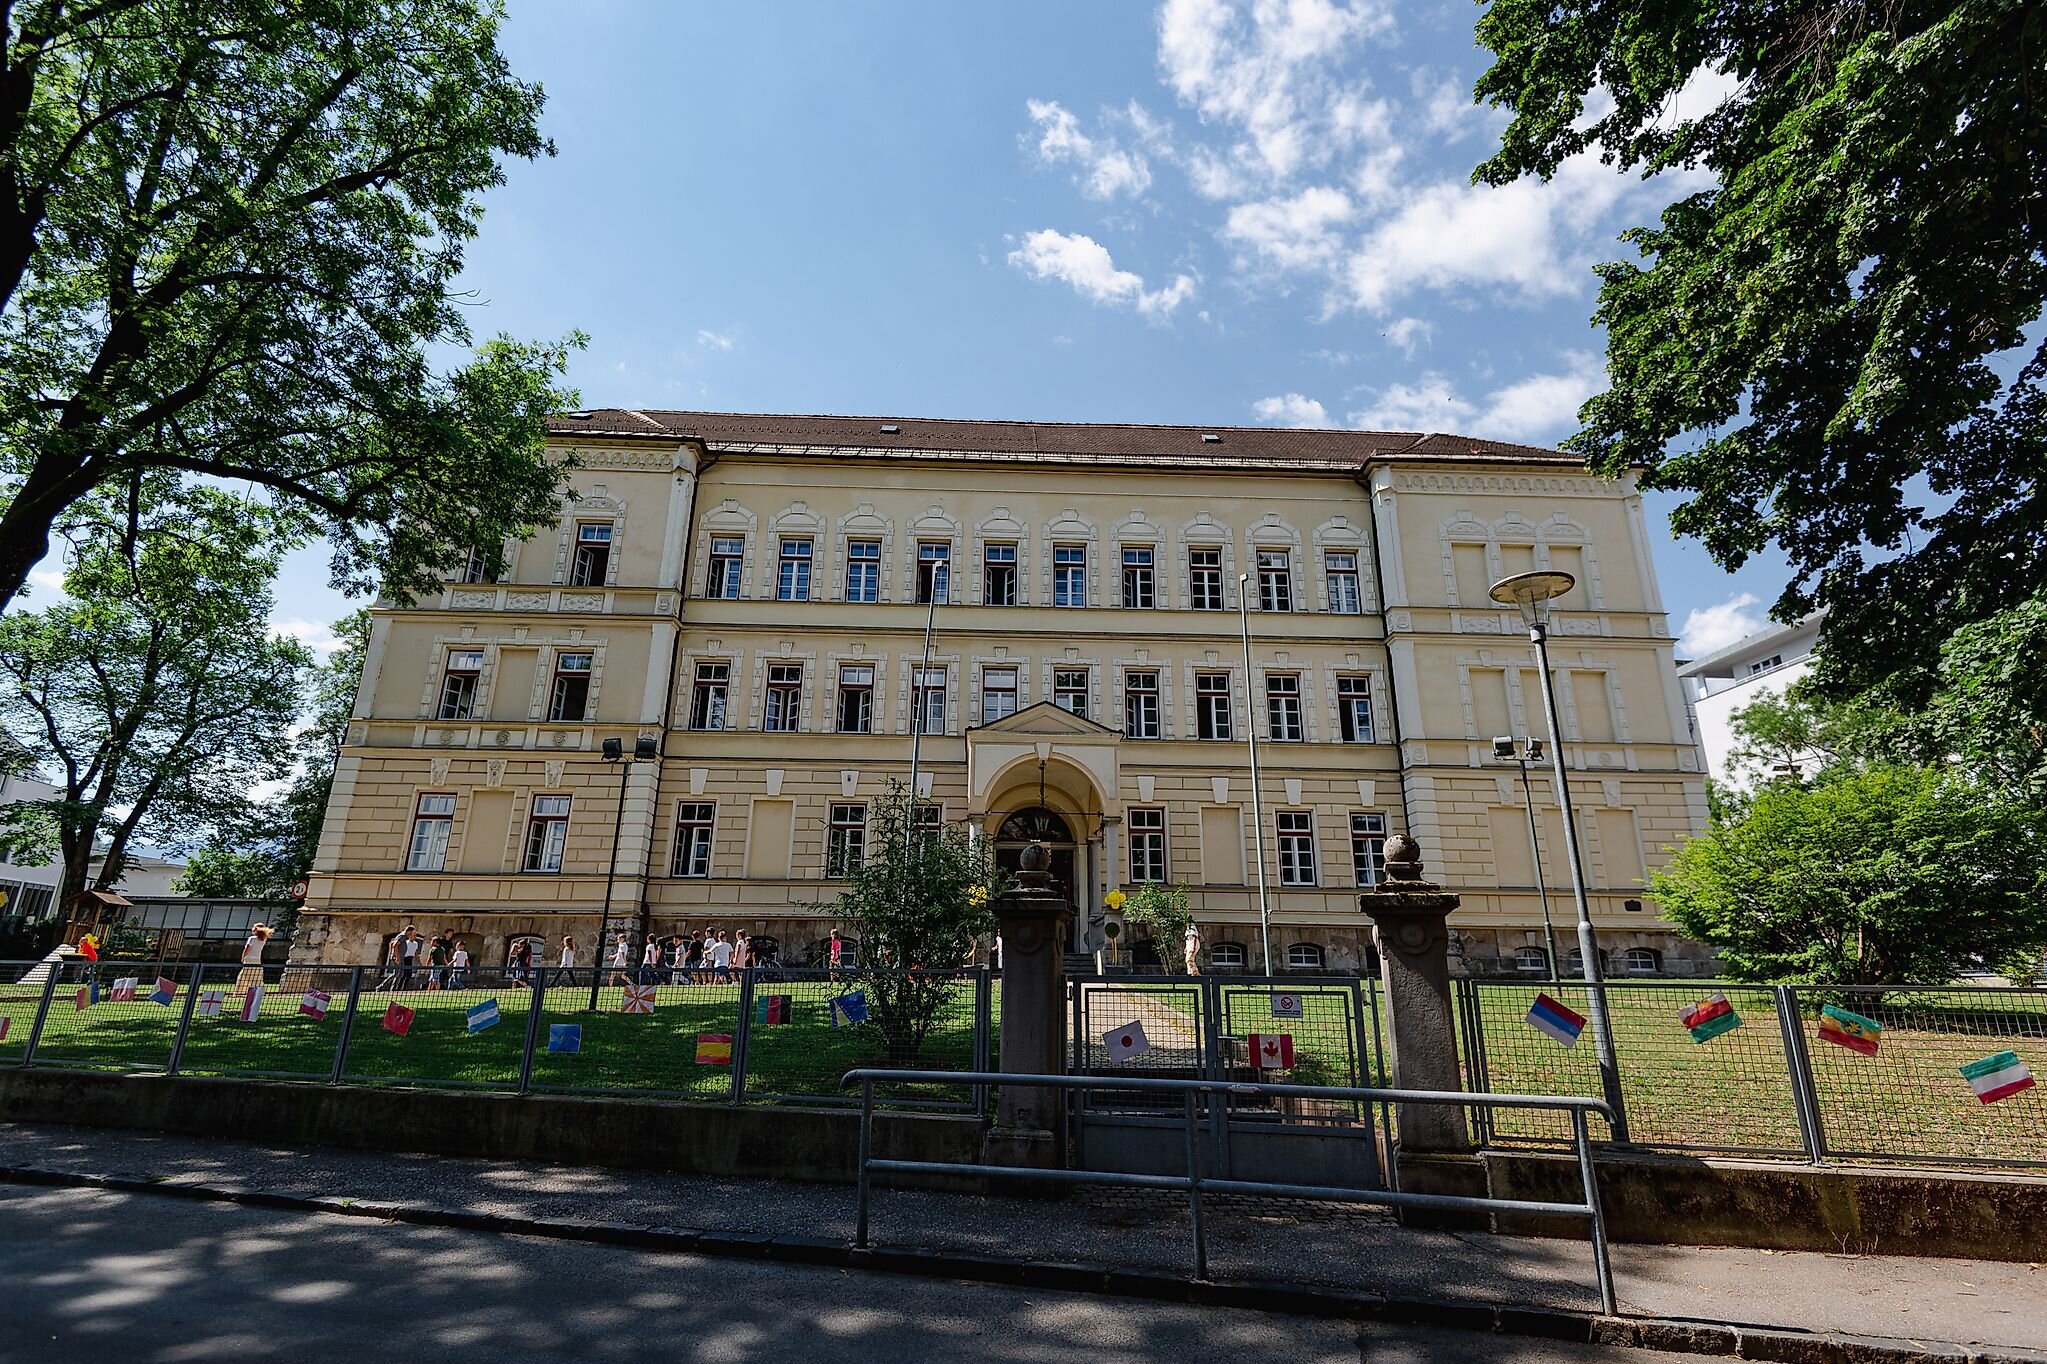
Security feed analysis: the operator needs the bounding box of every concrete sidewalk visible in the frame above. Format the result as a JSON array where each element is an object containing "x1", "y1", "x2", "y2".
[{"x1": 2, "y1": 1121, "x2": 2040, "y2": 1358}]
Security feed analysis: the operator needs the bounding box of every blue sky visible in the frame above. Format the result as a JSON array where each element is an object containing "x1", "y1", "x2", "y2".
[{"x1": 250, "y1": 0, "x2": 1791, "y2": 659}]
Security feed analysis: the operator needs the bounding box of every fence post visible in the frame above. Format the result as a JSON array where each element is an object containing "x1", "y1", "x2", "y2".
[
  {"x1": 1774, "y1": 986, "x2": 1827, "y2": 1163},
  {"x1": 166, "y1": 962, "x2": 204, "y2": 1075},
  {"x1": 730, "y1": 967, "x2": 755, "y2": 1105},
  {"x1": 329, "y1": 967, "x2": 364, "y2": 1084},
  {"x1": 1455, "y1": 980, "x2": 1496, "y2": 1147},
  {"x1": 973, "y1": 967, "x2": 992, "y2": 1118},
  {"x1": 19, "y1": 965, "x2": 62, "y2": 1068},
  {"x1": 517, "y1": 970, "x2": 547, "y2": 1095}
]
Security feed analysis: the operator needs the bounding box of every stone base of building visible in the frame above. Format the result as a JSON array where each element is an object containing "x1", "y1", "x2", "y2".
[{"x1": 1448, "y1": 926, "x2": 1719, "y2": 979}]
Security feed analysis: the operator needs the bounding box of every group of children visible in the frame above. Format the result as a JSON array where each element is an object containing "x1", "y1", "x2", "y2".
[{"x1": 612, "y1": 927, "x2": 779, "y2": 984}]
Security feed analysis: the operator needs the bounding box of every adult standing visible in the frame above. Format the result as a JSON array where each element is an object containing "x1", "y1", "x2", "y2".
[
  {"x1": 375, "y1": 932, "x2": 405, "y2": 992},
  {"x1": 398, "y1": 925, "x2": 423, "y2": 988},
  {"x1": 235, "y1": 923, "x2": 272, "y2": 993}
]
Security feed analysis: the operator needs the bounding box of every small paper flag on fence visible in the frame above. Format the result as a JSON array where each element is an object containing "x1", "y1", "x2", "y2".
[
  {"x1": 0, "y1": 1017, "x2": 9, "y2": 1042},
  {"x1": 299, "y1": 989, "x2": 331, "y2": 1020},
  {"x1": 1960, "y1": 1050, "x2": 2035, "y2": 1104},
  {"x1": 548, "y1": 1024, "x2": 582, "y2": 1054},
  {"x1": 240, "y1": 986, "x2": 265, "y2": 1022},
  {"x1": 1103, "y1": 1019, "x2": 1151, "y2": 1059},
  {"x1": 1679, "y1": 993, "x2": 1742, "y2": 1044},
  {"x1": 620, "y1": 983, "x2": 656, "y2": 1015},
  {"x1": 196, "y1": 991, "x2": 224, "y2": 1018},
  {"x1": 110, "y1": 977, "x2": 137, "y2": 1002},
  {"x1": 149, "y1": 977, "x2": 177, "y2": 1007},
  {"x1": 695, "y1": 1033, "x2": 733, "y2": 1065},
  {"x1": 1269, "y1": 992, "x2": 1304, "y2": 1019},
  {"x1": 74, "y1": 987, "x2": 89, "y2": 1012},
  {"x1": 755, "y1": 994, "x2": 792, "y2": 1025},
  {"x1": 1526, "y1": 993, "x2": 1586, "y2": 1048},
  {"x1": 382, "y1": 1003, "x2": 415, "y2": 1036},
  {"x1": 830, "y1": 990, "x2": 869, "y2": 1027},
  {"x1": 466, "y1": 999, "x2": 499, "y2": 1033},
  {"x1": 1818, "y1": 1004, "x2": 1881, "y2": 1056},
  {"x1": 1248, "y1": 1033, "x2": 1295, "y2": 1069}
]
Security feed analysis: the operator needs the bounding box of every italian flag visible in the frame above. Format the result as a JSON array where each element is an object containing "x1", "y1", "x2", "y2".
[{"x1": 1959, "y1": 1051, "x2": 2036, "y2": 1105}]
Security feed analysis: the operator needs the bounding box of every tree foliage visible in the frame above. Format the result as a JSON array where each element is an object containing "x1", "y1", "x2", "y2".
[
  {"x1": 1473, "y1": 0, "x2": 2047, "y2": 705},
  {"x1": 0, "y1": 0, "x2": 584, "y2": 613},
  {"x1": 1118, "y1": 881, "x2": 1192, "y2": 956}
]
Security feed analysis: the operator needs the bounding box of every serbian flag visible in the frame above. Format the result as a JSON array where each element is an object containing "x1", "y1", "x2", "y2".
[
  {"x1": 196, "y1": 991, "x2": 225, "y2": 1018},
  {"x1": 1679, "y1": 993, "x2": 1741, "y2": 1043},
  {"x1": 695, "y1": 1033, "x2": 733, "y2": 1065},
  {"x1": 620, "y1": 983, "x2": 656, "y2": 1015},
  {"x1": 109, "y1": 977, "x2": 138, "y2": 1002},
  {"x1": 1103, "y1": 1019, "x2": 1151, "y2": 1059},
  {"x1": 1960, "y1": 1051, "x2": 2035, "y2": 1104},
  {"x1": 1526, "y1": 993, "x2": 1587, "y2": 1048},
  {"x1": 755, "y1": 994, "x2": 792, "y2": 1024},
  {"x1": 1818, "y1": 1004, "x2": 1881, "y2": 1056},
  {"x1": 830, "y1": 991, "x2": 869, "y2": 1027},
  {"x1": 149, "y1": 977, "x2": 178, "y2": 1006},
  {"x1": 240, "y1": 985, "x2": 266, "y2": 1022},
  {"x1": 382, "y1": 1003, "x2": 415, "y2": 1036},
  {"x1": 299, "y1": 989, "x2": 331, "y2": 1020},
  {"x1": 1248, "y1": 1033, "x2": 1295, "y2": 1070}
]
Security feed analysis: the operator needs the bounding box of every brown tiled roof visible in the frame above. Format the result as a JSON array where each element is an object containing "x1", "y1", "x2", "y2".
[{"x1": 543, "y1": 409, "x2": 1579, "y2": 470}]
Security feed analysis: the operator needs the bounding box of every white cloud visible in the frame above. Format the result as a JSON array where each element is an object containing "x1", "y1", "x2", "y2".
[
  {"x1": 1252, "y1": 393, "x2": 1331, "y2": 427},
  {"x1": 272, "y1": 616, "x2": 346, "y2": 660},
  {"x1": 1679, "y1": 593, "x2": 1767, "y2": 656},
  {"x1": 1381, "y1": 316, "x2": 1430, "y2": 357},
  {"x1": 26, "y1": 564, "x2": 66, "y2": 595},
  {"x1": 696, "y1": 329, "x2": 735, "y2": 351},
  {"x1": 1476, "y1": 350, "x2": 1603, "y2": 439},
  {"x1": 1220, "y1": 185, "x2": 1353, "y2": 274},
  {"x1": 1007, "y1": 230, "x2": 1196, "y2": 318},
  {"x1": 1346, "y1": 373, "x2": 1476, "y2": 431},
  {"x1": 1024, "y1": 99, "x2": 1153, "y2": 200}
]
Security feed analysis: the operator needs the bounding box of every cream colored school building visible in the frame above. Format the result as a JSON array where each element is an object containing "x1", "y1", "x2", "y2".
[{"x1": 294, "y1": 411, "x2": 1712, "y2": 977}]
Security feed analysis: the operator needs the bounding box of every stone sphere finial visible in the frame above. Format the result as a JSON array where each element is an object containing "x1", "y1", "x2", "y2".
[
  {"x1": 1382, "y1": 834, "x2": 1425, "y2": 882},
  {"x1": 1017, "y1": 840, "x2": 1051, "y2": 889}
]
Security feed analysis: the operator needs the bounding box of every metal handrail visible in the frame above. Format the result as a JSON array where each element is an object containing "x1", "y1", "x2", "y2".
[{"x1": 842, "y1": 1067, "x2": 1617, "y2": 1315}]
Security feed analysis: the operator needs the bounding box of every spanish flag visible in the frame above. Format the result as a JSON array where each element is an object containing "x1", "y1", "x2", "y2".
[{"x1": 695, "y1": 1033, "x2": 733, "y2": 1066}]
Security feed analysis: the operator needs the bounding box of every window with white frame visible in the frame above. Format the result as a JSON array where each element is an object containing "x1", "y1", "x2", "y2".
[
  {"x1": 1266, "y1": 673, "x2": 1303, "y2": 741},
  {"x1": 1276, "y1": 809, "x2": 1317, "y2": 886},
  {"x1": 983, "y1": 542, "x2": 1017, "y2": 605},
  {"x1": 707, "y1": 537, "x2": 744, "y2": 599},
  {"x1": 1619, "y1": 946, "x2": 1662, "y2": 975},
  {"x1": 1053, "y1": 667, "x2": 1089, "y2": 719},
  {"x1": 548, "y1": 651, "x2": 593, "y2": 722},
  {"x1": 689, "y1": 662, "x2": 729, "y2": 730},
  {"x1": 1336, "y1": 675, "x2": 1374, "y2": 743},
  {"x1": 916, "y1": 542, "x2": 951, "y2": 604},
  {"x1": 1121, "y1": 546, "x2": 1155, "y2": 608},
  {"x1": 846, "y1": 539, "x2": 881, "y2": 602},
  {"x1": 461, "y1": 545, "x2": 501, "y2": 584},
  {"x1": 1514, "y1": 945, "x2": 1549, "y2": 975},
  {"x1": 1350, "y1": 812, "x2": 1387, "y2": 886},
  {"x1": 406, "y1": 794, "x2": 456, "y2": 871},
  {"x1": 1052, "y1": 544, "x2": 1086, "y2": 606},
  {"x1": 438, "y1": 649, "x2": 483, "y2": 720},
  {"x1": 1128, "y1": 807, "x2": 1166, "y2": 883},
  {"x1": 1209, "y1": 942, "x2": 1246, "y2": 969},
  {"x1": 1286, "y1": 943, "x2": 1324, "y2": 970},
  {"x1": 763, "y1": 664, "x2": 803, "y2": 732},
  {"x1": 981, "y1": 666, "x2": 1018, "y2": 723},
  {"x1": 1325, "y1": 550, "x2": 1361, "y2": 613},
  {"x1": 777, "y1": 538, "x2": 813, "y2": 601},
  {"x1": 570, "y1": 524, "x2": 612, "y2": 587},
  {"x1": 672, "y1": 802, "x2": 715, "y2": 877},
  {"x1": 1196, "y1": 671, "x2": 1232, "y2": 740},
  {"x1": 836, "y1": 665, "x2": 874, "y2": 733},
  {"x1": 1124, "y1": 670, "x2": 1160, "y2": 739},
  {"x1": 1257, "y1": 549, "x2": 1293, "y2": 612},
  {"x1": 827, "y1": 803, "x2": 867, "y2": 877},
  {"x1": 912, "y1": 666, "x2": 946, "y2": 736},
  {"x1": 911, "y1": 803, "x2": 942, "y2": 838},
  {"x1": 1189, "y1": 546, "x2": 1224, "y2": 610},
  {"x1": 522, "y1": 796, "x2": 571, "y2": 873}
]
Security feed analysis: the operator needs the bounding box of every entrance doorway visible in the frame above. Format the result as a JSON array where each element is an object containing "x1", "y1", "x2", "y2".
[{"x1": 993, "y1": 806, "x2": 1078, "y2": 913}]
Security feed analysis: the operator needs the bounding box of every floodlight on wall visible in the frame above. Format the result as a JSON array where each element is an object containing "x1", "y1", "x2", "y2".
[
  {"x1": 601, "y1": 738, "x2": 623, "y2": 761},
  {"x1": 1492, "y1": 735, "x2": 1517, "y2": 760},
  {"x1": 634, "y1": 736, "x2": 659, "y2": 761}
]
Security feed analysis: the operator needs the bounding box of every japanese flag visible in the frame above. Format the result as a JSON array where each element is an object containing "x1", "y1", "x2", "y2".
[
  {"x1": 1248, "y1": 1033, "x2": 1296, "y2": 1070},
  {"x1": 1103, "y1": 1019, "x2": 1151, "y2": 1059}
]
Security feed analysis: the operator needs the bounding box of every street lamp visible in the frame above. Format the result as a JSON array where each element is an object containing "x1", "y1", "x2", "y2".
[
  {"x1": 1488, "y1": 569, "x2": 1629, "y2": 1141},
  {"x1": 590, "y1": 734, "x2": 659, "y2": 1011},
  {"x1": 1237, "y1": 572, "x2": 1274, "y2": 977},
  {"x1": 1491, "y1": 735, "x2": 1561, "y2": 982}
]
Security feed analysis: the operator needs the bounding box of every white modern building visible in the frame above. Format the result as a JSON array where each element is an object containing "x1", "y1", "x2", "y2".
[
  {"x1": 0, "y1": 768, "x2": 63, "y2": 922},
  {"x1": 1677, "y1": 613, "x2": 1824, "y2": 786}
]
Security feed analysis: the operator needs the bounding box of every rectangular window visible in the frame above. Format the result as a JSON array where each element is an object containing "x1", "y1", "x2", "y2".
[
  {"x1": 913, "y1": 666, "x2": 946, "y2": 736},
  {"x1": 406, "y1": 794, "x2": 456, "y2": 872},
  {"x1": 917, "y1": 542, "x2": 951, "y2": 604},
  {"x1": 707, "y1": 536, "x2": 744, "y2": 599},
  {"x1": 1266, "y1": 674, "x2": 1303, "y2": 741},
  {"x1": 461, "y1": 545, "x2": 500, "y2": 584},
  {"x1": 1124, "y1": 670, "x2": 1161, "y2": 739},
  {"x1": 1196, "y1": 672, "x2": 1232, "y2": 741},
  {"x1": 836, "y1": 664, "x2": 874, "y2": 733},
  {"x1": 1257, "y1": 549, "x2": 1293, "y2": 612},
  {"x1": 763, "y1": 663, "x2": 803, "y2": 732},
  {"x1": 1336, "y1": 675, "x2": 1374, "y2": 743},
  {"x1": 1053, "y1": 668, "x2": 1089, "y2": 719},
  {"x1": 522, "y1": 795, "x2": 570, "y2": 873},
  {"x1": 1121, "y1": 546, "x2": 1155, "y2": 609},
  {"x1": 548, "y1": 651, "x2": 593, "y2": 722},
  {"x1": 1351, "y1": 812, "x2": 1387, "y2": 887},
  {"x1": 689, "y1": 662, "x2": 729, "y2": 730},
  {"x1": 1053, "y1": 544, "x2": 1086, "y2": 607},
  {"x1": 983, "y1": 543, "x2": 1017, "y2": 605},
  {"x1": 1277, "y1": 810, "x2": 1317, "y2": 886},
  {"x1": 827, "y1": 803, "x2": 867, "y2": 878},
  {"x1": 845, "y1": 539, "x2": 881, "y2": 602},
  {"x1": 777, "y1": 538, "x2": 813, "y2": 601},
  {"x1": 1189, "y1": 547, "x2": 1224, "y2": 610},
  {"x1": 570, "y1": 524, "x2": 612, "y2": 587},
  {"x1": 1128, "y1": 807, "x2": 1166, "y2": 883},
  {"x1": 980, "y1": 667, "x2": 1018, "y2": 723},
  {"x1": 911, "y1": 803, "x2": 942, "y2": 838},
  {"x1": 672, "y1": 802, "x2": 715, "y2": 878},
  {"x1": 1325, "y1": 551, "x2": 1361, "y2": 613},
  {"x1": 438, "y1": 649, "x2": 484, "y2": 720}
]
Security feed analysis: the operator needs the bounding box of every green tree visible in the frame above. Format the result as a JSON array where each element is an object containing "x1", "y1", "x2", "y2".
[
  {"x1": 815, "y1": 783, "x2": 1002, "y2": 1062},
  {"x1": 1472, "y1": 0, "x2": 2047, "y2": 705},
  {"x1": 1651, "y1": 765, "x2": 2047, "y2": 985},
  {"x1": 0, "y1": 497, "x2": 310, "y2": 914},
  {"x1": 1118, "y1": 881, "x2": 1191, "y2": 964},
  {"x1": 0, "y1": 0, "x2": 584, "y2": 612}
]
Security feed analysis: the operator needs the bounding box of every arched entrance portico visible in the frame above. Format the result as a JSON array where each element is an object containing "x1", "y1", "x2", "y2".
[{"x1": 993, "y1": 806, "x2": 1079, "y2": 906}]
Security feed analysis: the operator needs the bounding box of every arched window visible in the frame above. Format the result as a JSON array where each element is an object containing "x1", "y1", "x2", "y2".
[
  {"x1": 1514, "y1": 946, "x2": 1549, "y2": 975},
  {"x1": 1286, "y1": 943, "x2": 1324, "y2": 970},
  {"x1": 1619, "y1": 946, "x2": 1662, "y2": 975},
  {"x1": 997, "y1": 807, "x2": 1074, "y2": 843},
  {"x1": 1209, "y1": 942, "x2": 1247, "y2": 970}
]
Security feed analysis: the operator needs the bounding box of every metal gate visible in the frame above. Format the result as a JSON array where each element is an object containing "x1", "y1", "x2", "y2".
[{"x1": 1068, "y1": 975, "x2": 1387, "y2": 1190}]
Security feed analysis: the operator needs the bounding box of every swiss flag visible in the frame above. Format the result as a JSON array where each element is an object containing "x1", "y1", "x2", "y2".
[{"x1": 1248, "y1": 1033, "x2": 1295, "y2": 1070}]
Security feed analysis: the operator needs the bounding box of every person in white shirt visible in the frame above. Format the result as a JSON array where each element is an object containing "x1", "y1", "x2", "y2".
[
  {"x1": 709, "y1": 932, "x2": 735, "y2": 982},
  {"x1": 449, "y1": 941, "x2": 470, "y2": 989},
  {"x1": 608, "y1": 932, "x2": 632, "y2": 986},
  {"x1": 641, "y1": 937, "x2": 662, "y2": 985},
  {"x1": 235, "y1": 923, "x2": 272, "y2": 993},
  {"x1": 557, "y1": 935, "x2": 578, "y2": 987}
]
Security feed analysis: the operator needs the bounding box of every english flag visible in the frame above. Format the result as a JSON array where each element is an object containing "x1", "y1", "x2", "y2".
[
  {"x1": 1102, "y1": 1019, "x2": 1152, "y2": 1059},
  {"x1": 196, "y1": 991, "x2": 225, "y2": 1018},
  {"x1": 1248, "y1": 1033, "x2": 1296, "y2": 1070},
  {"x1": 240, "y1": 985, "x2": 266, "y2": 1022}
]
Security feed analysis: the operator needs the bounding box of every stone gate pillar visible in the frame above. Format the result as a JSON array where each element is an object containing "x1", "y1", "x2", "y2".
[
  {"x1": 985, "y1": 842, "x2": 1074, "y2": 1168},
  {"x1": 1360, "y1": 835, "x2": 1470, "y2": 1154}
]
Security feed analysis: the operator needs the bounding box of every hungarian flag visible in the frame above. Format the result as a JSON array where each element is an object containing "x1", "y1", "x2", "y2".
[
  {"x1": 755, "y1": 994, "x2": 792, "y2": 1024},
  {"x1": 1102, "y1": 1019, "x2": 1151, "y2": 1059},
  {"x1": 695, "y1": 1033, "x2": 733, "y2": 1065},
  {"x1": 1248, "y1": 1033, "x2": 1295, "y2": 1069},
  {"x1": 240, "y1": 986, "x2": 266, "y2": 1022},
  {"x1": 620, "y1": 983, "x2": 656, "y2": 1015},
  {"x1": 1961, "y1": 1051, "x2": 2036, "y2": 1104},
  {"x1": 382, "y1": 1003, "x2": 415, "y2": 1036}
]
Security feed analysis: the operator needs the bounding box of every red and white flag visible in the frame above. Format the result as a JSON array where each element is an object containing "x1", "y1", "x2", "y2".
[
  {"x1": 109, "y1": 978, "x2": 138, "y2": 1002},
  {"x1": 240, "y1": 985, "x2": 265, "y2": 1022},
  {"x1": 1248, "y1": 1033, "x2": 1296, "y2": 1070},
  {"x1": 1102, "y1": 1019, "x2": 1151, "y2": 1059},
  {"x1": 382, "y1": 1003, "x2": 414, "y2": 1036},
  {"x1": 299, "y1": 989, "x2": 331, "y2": 1020},
  {"x1": 620, "y1": 983, "x2": 656, "y2": 1015}
]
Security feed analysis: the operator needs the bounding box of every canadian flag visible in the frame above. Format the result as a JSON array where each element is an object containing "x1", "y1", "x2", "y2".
[
  {"x1": 1102, "y1": 1019, "x2": 1152, "y2": 1059},
  {"x1": 1248, "y1": 1033, "x2": 1295, "y2": 1070}
]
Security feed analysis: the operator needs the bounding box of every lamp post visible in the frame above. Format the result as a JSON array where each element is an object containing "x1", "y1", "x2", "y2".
[
  {"x1": 1492, "y1": 735, "x2": 1561, "y2": 981},
  {"x1": 1488, "y1": 570, "x2": 1629, "y2": 1140},
  {"x1": 590, "y1": 735, "x2": 659, "y2": 1012},
  {"x1": 1237, "y1": 572, "x2": 1274, "y2": 977},
  {"x1": 907, "y1": 558, "x2": 947, "y2": 824}
]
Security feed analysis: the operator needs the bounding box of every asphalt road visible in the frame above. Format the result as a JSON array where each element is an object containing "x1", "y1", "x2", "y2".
[{"x1": 0, "y1": 1184, "x2": 1701, "y2": 1364}]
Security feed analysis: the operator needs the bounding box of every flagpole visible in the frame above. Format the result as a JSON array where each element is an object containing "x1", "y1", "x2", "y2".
[{"x1": 1238, "y1": 574, "x2": 1274, "y2": 977}]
